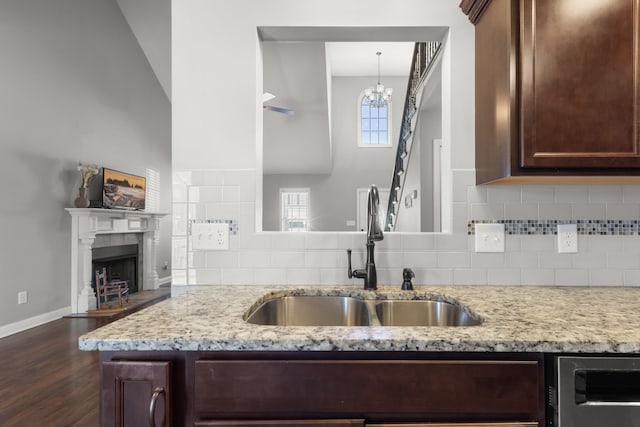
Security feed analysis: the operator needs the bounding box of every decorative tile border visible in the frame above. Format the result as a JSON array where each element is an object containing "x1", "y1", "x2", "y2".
[{"x1": 468, "y1": 220, "x2": 640, "y2": 236}]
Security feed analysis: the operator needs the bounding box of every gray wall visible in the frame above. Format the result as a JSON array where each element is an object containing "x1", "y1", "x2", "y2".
[
  {"x1": 263, "y1": 76, "x2": 408, "y2": 231},
  {"x1": 0, "y1": 0, "x2": 171, "y2": 328}
]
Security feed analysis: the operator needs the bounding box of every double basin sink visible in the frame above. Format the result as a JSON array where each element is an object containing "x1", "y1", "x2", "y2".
[{"x1": 244, "y1": 295, "x2": 482, "y2": 327}]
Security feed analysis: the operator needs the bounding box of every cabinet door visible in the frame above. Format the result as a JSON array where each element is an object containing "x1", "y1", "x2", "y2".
[
  {"x1": 367, "y1": 423, "x2": 537, "y2": 427},
  {"x1": 102, "y1": 361, "x2": 171, "y2": 427},
  {"x1": 195, "y1": 421, "x2": 364, "y2": 427},
  {"x1": 520, "y1": 0, "x2": 640, "y2": 168}
]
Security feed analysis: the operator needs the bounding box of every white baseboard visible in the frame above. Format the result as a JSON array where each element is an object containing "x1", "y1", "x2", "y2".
[
  {"x1": 0, "y1": 306, "x2": 72, "y2": 339},
  {"x1": 158, "y1": 275, "x2": 172, "y2": 286}
]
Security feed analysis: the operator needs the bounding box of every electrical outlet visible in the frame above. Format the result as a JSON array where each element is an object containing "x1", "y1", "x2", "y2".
[
  {"x1": 475, "y1": 223, "x2": 505, "y2": 253},
  {"x1": 18, "y1": 291, "x2": 27, "y2": 304},
  {"x1": 557, "y1": 224, "x2": 578, "y2": 253},
  {"x1": 191, "y1": 223, "x2": 229, "y2": 250}
]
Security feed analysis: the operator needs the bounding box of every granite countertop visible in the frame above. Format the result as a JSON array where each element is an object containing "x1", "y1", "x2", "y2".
[{"x1": 79, "y1": 285, "x2": 640, "y2": 353}]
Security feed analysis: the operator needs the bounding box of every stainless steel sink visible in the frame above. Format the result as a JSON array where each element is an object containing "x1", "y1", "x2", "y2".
[
  {"x1": 375, "y1": 300, "x2": 481, "y2": 327},
  {"x1": 244, "y1": 296, "x2": 371, "y2": 326}
]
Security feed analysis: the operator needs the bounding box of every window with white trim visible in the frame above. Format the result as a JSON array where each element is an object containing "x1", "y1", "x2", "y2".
[
  {"x1": 280, "y1": 188, "x2": 310, "y2": 232},
  {"x1": 357, "y1": 91, "x2": 392, "y2": 147}
]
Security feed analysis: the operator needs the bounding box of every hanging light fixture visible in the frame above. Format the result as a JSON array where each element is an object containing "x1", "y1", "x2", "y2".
[{"x1": 364, "y1": 51, "x2": 393, "y2": 108}]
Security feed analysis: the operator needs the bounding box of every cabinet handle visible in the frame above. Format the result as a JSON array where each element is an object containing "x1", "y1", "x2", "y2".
[{"x1": 148, "y1": 386, "x2": 165, "y2": 427}]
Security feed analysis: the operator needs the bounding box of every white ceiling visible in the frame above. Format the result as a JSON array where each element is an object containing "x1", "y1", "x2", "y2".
[{"x1": 326, "y1": 42, "x2": 415, "y2": 77}]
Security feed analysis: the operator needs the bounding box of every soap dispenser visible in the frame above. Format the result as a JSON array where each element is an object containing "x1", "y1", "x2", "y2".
[{"x1": 401, "y1": 268, "x2": 415, "y2": 291}]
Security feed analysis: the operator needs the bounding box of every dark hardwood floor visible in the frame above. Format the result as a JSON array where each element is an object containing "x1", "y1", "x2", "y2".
[{"x1": 0, "y1": 289, "x2": 170, "y2": 426}]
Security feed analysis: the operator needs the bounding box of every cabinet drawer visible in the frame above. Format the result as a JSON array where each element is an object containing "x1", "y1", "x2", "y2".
[{"x1": 193, "y1": 360, "x2": 541, "y2": 421}]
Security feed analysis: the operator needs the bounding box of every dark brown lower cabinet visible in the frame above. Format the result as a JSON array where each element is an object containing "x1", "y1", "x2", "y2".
[
  {"x1": 101, "y1": 360, "x2": 171, "y2": 427},
  {"x1": 99, "y1": 352, "x2": 544, "y2": 426},
  {"x1": 195, "y1": 421, "x2": 364, "y2": 426}
]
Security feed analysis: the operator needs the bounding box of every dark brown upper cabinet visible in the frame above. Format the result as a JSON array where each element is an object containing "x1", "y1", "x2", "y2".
[{"x1": 461, "y1": 0, "x2": 640, "y2": 184}]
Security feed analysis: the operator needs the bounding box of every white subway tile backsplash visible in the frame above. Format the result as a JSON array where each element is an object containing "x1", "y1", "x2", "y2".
[
  {"x1": 589, "y1": 269, "x2": 624, "y2": 286},
  {"x1": 555, "y1": 186, "x2": 589, "y2": 203},
  {"x1": 403, "y1": 251, "x2": 438, "y2": 269},
  {"x1": 520, "y1": 235, "x2": 555, "y2": 252},
  {"x1": 221, "y1": 268, "x2": 254, "y2": 285},
  {"x1": 222, "y1": 186, "x2": 240, "y2": 202},
  {"x1": 487, "y1": 269, "x2": 521, "y2": 285},
  {"x1": 467, "y1": 186, "x2": 487, "y2": 203},
  {"x1": 286, "y1": 268, "x2": 321, "y2": 285},
  {"x1": 437, "y1": 252, "x2": 471, "y2": 268},
  {"x1": 555, "y1": 269, "x2": 589, "y2": 286},
  {"x1": 505, "y1": 203, "x2": 539, "y2": 220},
  {"x1": 418, "y1": 268, "x2": 453, "y2": 285},
  {"x1": 505, "y1": 252, "x2": 539, "y2": 268},
  {"x1": 571, "y1": 252, "x2": 606, "y2": 269},
  {"x1": 623, "y1": 236, "x2": 640, "y2": 253},
  {"x1": 253, "y1": 268, "x2": 287, "y2": 285},
  {"x1": 589, "y1": 185, "x2": 622, "y2": 203},
  {"x1": 205, "y1": 202, "x2": 239, "y2": 219},
  {"x1": 607, "y1": 203, "x2": 640, "y2": 219},
  {"x1": 587, "y1": 235, "x2": 623, "y2": 252},
  {"x1": 453, "y1": 268, "x2": 487, "y2": 285},
  {"x1": 272, "y1": 233, "x2": 306, "y2": 249},
  {"x1": 401, "y1": 234, "x2": 435, "y2": 250},
  {"x1": 623, "y1": 186, "x2": 640, "y2": 203},
  {"x1": 206, "y1": 251, "x2": 239, "y2": 268},
  {"x1": 572, "y1": 203, "x2": 605, "y2": 220},
  {"x1": 471, "y1": 253, "x2": 505, "y2": 269},
  {"x1": 192, "y1": 269, "x2": 222, "y2": 285},
  {"x1": 606, "y1": 252, "x2": 640, "y2": 269},
  {"x1": 320, "y1": 268, "x2": 351, "y2": 285},
  {"x1": 375, "y1": 251, "x2": 405, "y2": 267},
  {"x1": 375, "y1": 233, "x2": 402, "y2": 250},
  {"x1": 271, "y1": 251, "x2": 305, "y2": 268},
  {"x1": 539, "y1": 252, "x2": 572, "y2": 269},
  {"x1": 376, "y1": 268, "x2": 404, "y2": 286},
  {"x1": 305, "y1": 233, "x2": 338, "y2": 249},
  {"x1": 470, "y1": 203, "x2": 505, "y2": 220},
  {"x1": 173, "y1": 184, "x2": 188, "y2": 202},
  {"x1": 624, "y1": 270, "x2": 640, "y2": 286},
  {"x1": 538, "y1": 203, "x2": 572, "y2": 220},
  {"x1": 522, "y1": 186, "x2": 554, "y2": 203},
  {"x1": 487, "y1": 186, "x2": 522, "y2": 203},
  {"x1": 239, "y1": 251, "x2": 271, "y2": 268},
  {"x1": 521, "y1": 269, "x2": 555, "y2": 285},
  {"x1": 173, "y1": 168, "x2": 640, "y2": 288},
  {"x1": 305, "y1": 251, "x2": 339, "y2": 268},
  {"x1": 435, "y1": 234, "x2": 469, "y2": 250}
]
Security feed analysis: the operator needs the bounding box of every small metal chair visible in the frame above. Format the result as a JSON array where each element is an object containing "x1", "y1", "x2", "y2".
[{"x1": 95, "y1": 268, "x2": 129, "y2": 310}]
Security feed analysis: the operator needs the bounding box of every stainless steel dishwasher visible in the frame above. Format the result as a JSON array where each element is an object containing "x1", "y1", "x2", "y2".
[{"x1": 548, "y1": 356, "x2": 640, "y2": 426}]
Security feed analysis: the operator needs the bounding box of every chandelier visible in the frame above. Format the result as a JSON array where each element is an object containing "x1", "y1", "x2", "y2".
[{"x1": 364, "y1": 51, "x2": 393, "y2": 108}]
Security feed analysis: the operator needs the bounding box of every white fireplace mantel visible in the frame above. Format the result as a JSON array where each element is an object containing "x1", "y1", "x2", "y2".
[{"x1": 66, "y1": 208, "x2": 167, "y2": 313}]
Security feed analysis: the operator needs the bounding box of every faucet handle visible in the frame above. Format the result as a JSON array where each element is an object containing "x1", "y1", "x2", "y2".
[
  {"x1": 347, "y1": 249, "x2": 354, "y2": 279},
  {"x1": 401, "y1": 268, "x2": 415, "y2": 291}
]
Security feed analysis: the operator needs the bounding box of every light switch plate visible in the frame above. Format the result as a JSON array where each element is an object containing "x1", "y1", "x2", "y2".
[
  {"x1": 557, "y1": 224, "x2": 578, "y2": 253},
  {"x1": 191, "y1": 223, "x2": 229, "y2": 250},
  {"x1": 475, "y1": 223, "x2": 505, "y2": 253}
]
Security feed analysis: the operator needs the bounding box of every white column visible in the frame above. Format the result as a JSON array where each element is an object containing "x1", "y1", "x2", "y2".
[
  {"x1": 143, "y1": 216, "x2": 161, "y2": 290},
  {"x1": 78, "y1": 236, "x2": 97, "y2": 312}
]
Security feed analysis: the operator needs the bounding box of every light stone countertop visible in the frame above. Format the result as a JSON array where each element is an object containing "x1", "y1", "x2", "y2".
[{"x1": 79, "y1": 285, "x2": 640, "y2": 353}]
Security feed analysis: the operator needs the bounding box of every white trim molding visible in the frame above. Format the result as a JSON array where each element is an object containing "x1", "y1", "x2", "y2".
[
  {"x1": 0, "y1": 306, "x2": 71, "y2": 339},
  {"x1": 158, "y1": 275, "x2": 172, "y2": 286}
]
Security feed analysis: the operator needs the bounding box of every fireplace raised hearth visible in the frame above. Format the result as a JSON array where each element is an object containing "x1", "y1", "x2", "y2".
[{"x1": 67, "y1": 208, "x2": 167, "y2": 313}]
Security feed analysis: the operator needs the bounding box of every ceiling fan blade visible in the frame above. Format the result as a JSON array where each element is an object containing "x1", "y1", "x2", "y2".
[{"x1": 263, "y1": 105, "x2": 295, "y2": 115}]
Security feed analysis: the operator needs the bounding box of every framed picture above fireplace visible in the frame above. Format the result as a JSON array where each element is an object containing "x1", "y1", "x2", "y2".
[{"x1": 102, "y1": 168, "x2": 146, "y2": 210}]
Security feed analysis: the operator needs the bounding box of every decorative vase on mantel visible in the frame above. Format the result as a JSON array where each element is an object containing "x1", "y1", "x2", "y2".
[{"x1": 74, "y1": 187, "x2": 90, "y2": 208}]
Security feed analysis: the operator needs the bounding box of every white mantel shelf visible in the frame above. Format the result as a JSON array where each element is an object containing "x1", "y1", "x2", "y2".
[{"x1": 66, "y1": 208, "x2": 168, "y2": 314}]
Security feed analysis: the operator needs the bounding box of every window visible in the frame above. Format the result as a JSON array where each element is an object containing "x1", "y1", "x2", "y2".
[
  {"x1": 358, "y1": 91, "x2": 392, "y2": 147},
  {"x1": 280, "y1": 188, "x2": 310, "y2": 232}
]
